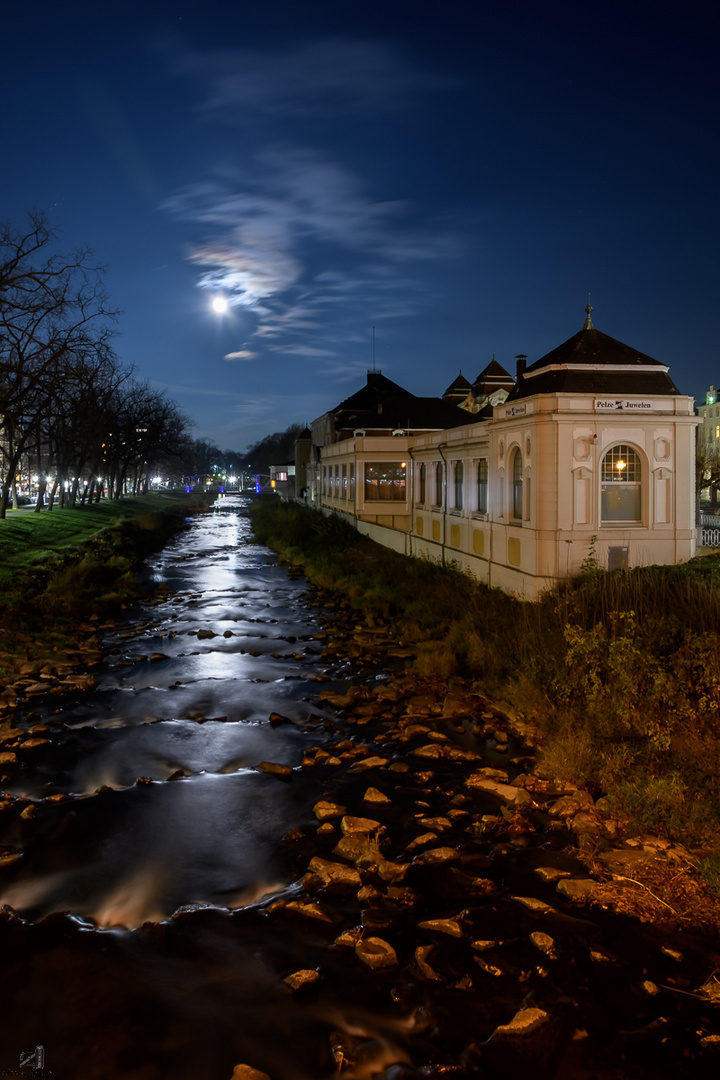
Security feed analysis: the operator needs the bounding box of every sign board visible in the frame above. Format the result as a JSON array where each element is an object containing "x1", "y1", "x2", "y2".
[
  {"x1": 595, "y1": 399, "x2": 653, "y2": 412},
  {"x1": 503, "y1": 404, "x2": 527, "y2": 417}
]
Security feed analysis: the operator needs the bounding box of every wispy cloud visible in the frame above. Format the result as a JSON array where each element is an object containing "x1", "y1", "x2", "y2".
[
  {"x1": 267, "y1": 343, "x2": 337, "y2": 357},
  {"x1": 224, "y1": 349, "x2": 258, "y2": 361},
  {"x1": 163, "y1": 36, "x2": 462, "y2": 365},
  {"x1": 171, "y1": 36, "x2": 455, "y2": 121}
]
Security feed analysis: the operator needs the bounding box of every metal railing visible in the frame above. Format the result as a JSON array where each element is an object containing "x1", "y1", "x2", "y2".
[{"x1": 701, "y1": 527, "x2": 720, "y2": 548}]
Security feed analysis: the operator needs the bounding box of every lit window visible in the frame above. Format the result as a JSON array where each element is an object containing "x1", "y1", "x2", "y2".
[
  {"x1": 342, "y1": 463, "x2": 347, "y2": 497},
  {"x1": 349, "y1": 463, "x2": 355, "y2": 500},
  {"x1": 476, "y1": 459, "x2": 488, "y2": 514},
  {"x1": 601, "y1": 444, "x2": 642, "y2": 523},
  {"x1": 512, "y1": 449, "x2": 523, "y2": 520},
  {"x1": 364, "y1": 462, "x2": 406, "y2": 501}
]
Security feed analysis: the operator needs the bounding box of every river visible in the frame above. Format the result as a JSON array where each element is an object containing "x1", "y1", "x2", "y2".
[{"x1": 0, "y1": 495, "x2": 718, "y2": 1080}]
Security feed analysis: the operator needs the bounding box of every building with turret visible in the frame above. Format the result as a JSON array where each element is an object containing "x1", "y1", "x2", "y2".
[{"x1": 305, "y1": 309, "x2": 699, "y2": 598}]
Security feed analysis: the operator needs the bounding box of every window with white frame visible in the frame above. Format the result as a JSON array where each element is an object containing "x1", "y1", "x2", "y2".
[
  {"x1": 601, "y1": 444, "x2": 642, "y2": 522},
  {"x1": 512, "y1": 448, "x2": 523, "y2": 520},
  {"x1": 435, "y1": 461, "x2": 443, "y2": 506},
  {"x1": 453, "y1": 461, "x2": 463, "y2": 510},
  {"x1": 476, "y1": 458, "x2": 488, "y2": 514},
  {"x1": 417, "y1": 462, "x2": 426, "y2": 505}
]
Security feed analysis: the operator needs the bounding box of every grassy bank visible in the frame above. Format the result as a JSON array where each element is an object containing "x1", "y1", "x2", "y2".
[
  {"x1": 251, "y1": 498, "x2": 720, "y2": 889},
  {"x1": 0, "y1": 493, "x2": 208, "y2": 585},
  {"x1": 0, "y1": 492, "x2": 212, "y2": 670}
]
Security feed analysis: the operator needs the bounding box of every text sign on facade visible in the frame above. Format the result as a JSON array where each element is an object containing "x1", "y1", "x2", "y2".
[
  {"x1": 595, "y1": 399, "x2": 654, "y2": 412},
  {"x1": 503, "y1": 404, "x2": 527, "y2": 417}
]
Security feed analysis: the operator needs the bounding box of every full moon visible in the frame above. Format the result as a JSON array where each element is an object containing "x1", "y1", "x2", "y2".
[{"x1": 211, "y1": 296, "x2": 228, "y2": 314}]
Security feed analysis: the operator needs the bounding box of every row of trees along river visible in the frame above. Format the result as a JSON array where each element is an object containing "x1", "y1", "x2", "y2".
[{"x1": 0, "y1": 211, "x2": 305, "y2": 520}]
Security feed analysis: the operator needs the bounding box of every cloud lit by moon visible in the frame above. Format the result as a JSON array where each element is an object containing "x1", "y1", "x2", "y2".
[{"x1": 2, "y1": 2, "x2": 716, "y2": 450}]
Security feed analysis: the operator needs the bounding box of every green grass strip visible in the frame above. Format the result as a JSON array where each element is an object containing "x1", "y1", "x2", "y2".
[{"x1": 0, "y1": 494, "x2": 197, "y2": 583}]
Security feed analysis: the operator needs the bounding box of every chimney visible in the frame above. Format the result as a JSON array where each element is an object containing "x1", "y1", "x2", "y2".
[{"x1": 515, "y1": 354, "x2": 528, "y2": 382}]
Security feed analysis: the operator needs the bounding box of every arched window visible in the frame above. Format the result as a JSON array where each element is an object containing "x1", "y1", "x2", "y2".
[
  {"x1": 476, "y1": 459, "x2": 488, "y2": 514},
  {"x1": 601, "y1": 444, "x2": 642, "y2": 522},
  {"x1": 417, "y1": 462, "x2": 426, "y2": 505},
  {"x1": 435, "y1": 461, "x2": 443, "y2": 506},
  {"x1": 454, "y1": 461, "x2": 463, "y2": 510},
  {"x1": 512, "y1": 448, "x2": 523, "y2": 520}
]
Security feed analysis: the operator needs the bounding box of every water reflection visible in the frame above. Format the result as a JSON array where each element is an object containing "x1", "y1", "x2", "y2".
[{"x1": 0, "y1": 496, "x2": 329, "y2": 925}]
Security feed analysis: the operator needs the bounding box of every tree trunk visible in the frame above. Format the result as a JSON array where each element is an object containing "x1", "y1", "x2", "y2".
[
  {"x1": 34, "y1": 479, "x2": 47, "y2": 512},
  {"x1": 0, "y1": 447, "x2": 24, "y2": 520}
]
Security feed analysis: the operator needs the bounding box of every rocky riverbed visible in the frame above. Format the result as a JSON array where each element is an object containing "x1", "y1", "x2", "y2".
[{"x1": 0, "y1": 498, "x2": 719, "y2": 1079}]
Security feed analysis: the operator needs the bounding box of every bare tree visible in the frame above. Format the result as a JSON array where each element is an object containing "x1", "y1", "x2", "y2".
[{"x1": 0, "y1": 211, "x2": 118, "y2": 518}]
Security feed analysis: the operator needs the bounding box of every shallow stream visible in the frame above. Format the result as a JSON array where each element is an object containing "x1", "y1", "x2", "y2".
[{"x1": 0, "y1": 496, "x2": 718, "y2": 1080}]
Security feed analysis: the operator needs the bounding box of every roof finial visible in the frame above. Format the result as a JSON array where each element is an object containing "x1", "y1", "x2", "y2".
[{"x1": 584, "y1": 294, "x2": 594, "y2": 330}]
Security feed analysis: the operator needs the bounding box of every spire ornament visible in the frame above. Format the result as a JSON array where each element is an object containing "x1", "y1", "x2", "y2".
[{"x1": 584, "y1": 296, "x2": 594, "y2": 330}]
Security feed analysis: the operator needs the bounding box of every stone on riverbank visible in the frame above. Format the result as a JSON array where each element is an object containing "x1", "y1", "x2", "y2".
[
  {"x1": 355, "y1": 936, "x2": 398, "y2": 969},
  {"x1": 283, "y1": 969, "x2": 320, "y2": 991},
  {"x1": 229, "y1": 1066, "x2": 271, "y2": 1080},
  {"x1": 255, "y1": 761, "x2": 293, "y2": 779},
  {"x1": 494, "y1": 1007, "x2": 549, "y2": 1037},
  {"x1": 313, "y1": 800, "x2": 346, "y2": 821},
  {"x1": 556, "y1": 878, "x2": 602, "y2": 901},
  {"x1": 307, "y1": 857, "x2": 362, "y2": 890}
]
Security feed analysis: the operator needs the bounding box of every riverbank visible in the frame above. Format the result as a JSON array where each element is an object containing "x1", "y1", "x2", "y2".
[
  {"x1": 249, "y1": 497, "x2": 720, "y2": 909},
  {"x1": 0, "y1": 494, "x2": 718, "y2": 1079},
  {"x1": 231, "y1": 580, "x2": 720, "y2": 1078},
  {"x1": 0, "y1": 492, "x2": 212, "y2": 707},
  {"x1": 300, "y1": 581, "x2": 720, "y2": 934}
]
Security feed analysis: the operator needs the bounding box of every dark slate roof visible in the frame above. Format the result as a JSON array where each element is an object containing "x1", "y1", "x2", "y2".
[
  {"x1": 348, "y1": 394, "x2": 471, "y2": 433},
  {"x1": 332, "y1": 371, "x2": 411, "y2": 419},
  {"x1": 443, "y1": 371, "x2": 472, "y2": 398},
  {"x1": 505, "y1": 322, "x2": 679, "y2": 401},
  {"x1": 472, "y1": 358, "x2": 515, "y2": 395}
]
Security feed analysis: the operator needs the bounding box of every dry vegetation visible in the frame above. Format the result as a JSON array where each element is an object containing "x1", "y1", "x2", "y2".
[{"x1": 250, "y1": 498, "x2": 720, "y2": 900}]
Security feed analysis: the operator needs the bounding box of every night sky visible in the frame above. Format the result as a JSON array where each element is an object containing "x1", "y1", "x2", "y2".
[{"x1": 3, "y1": 0, "x2": 718, "y2": 449}]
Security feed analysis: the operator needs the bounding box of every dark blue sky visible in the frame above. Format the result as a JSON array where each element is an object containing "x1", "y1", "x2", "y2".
[{"x1": 3, "y1": 0, "x2": 718, "y2": 449}]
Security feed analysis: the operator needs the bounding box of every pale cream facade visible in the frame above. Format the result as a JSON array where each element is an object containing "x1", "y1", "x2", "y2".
[{"x1": 306, "y1": 317, "x2": 699, "y2": 599}]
